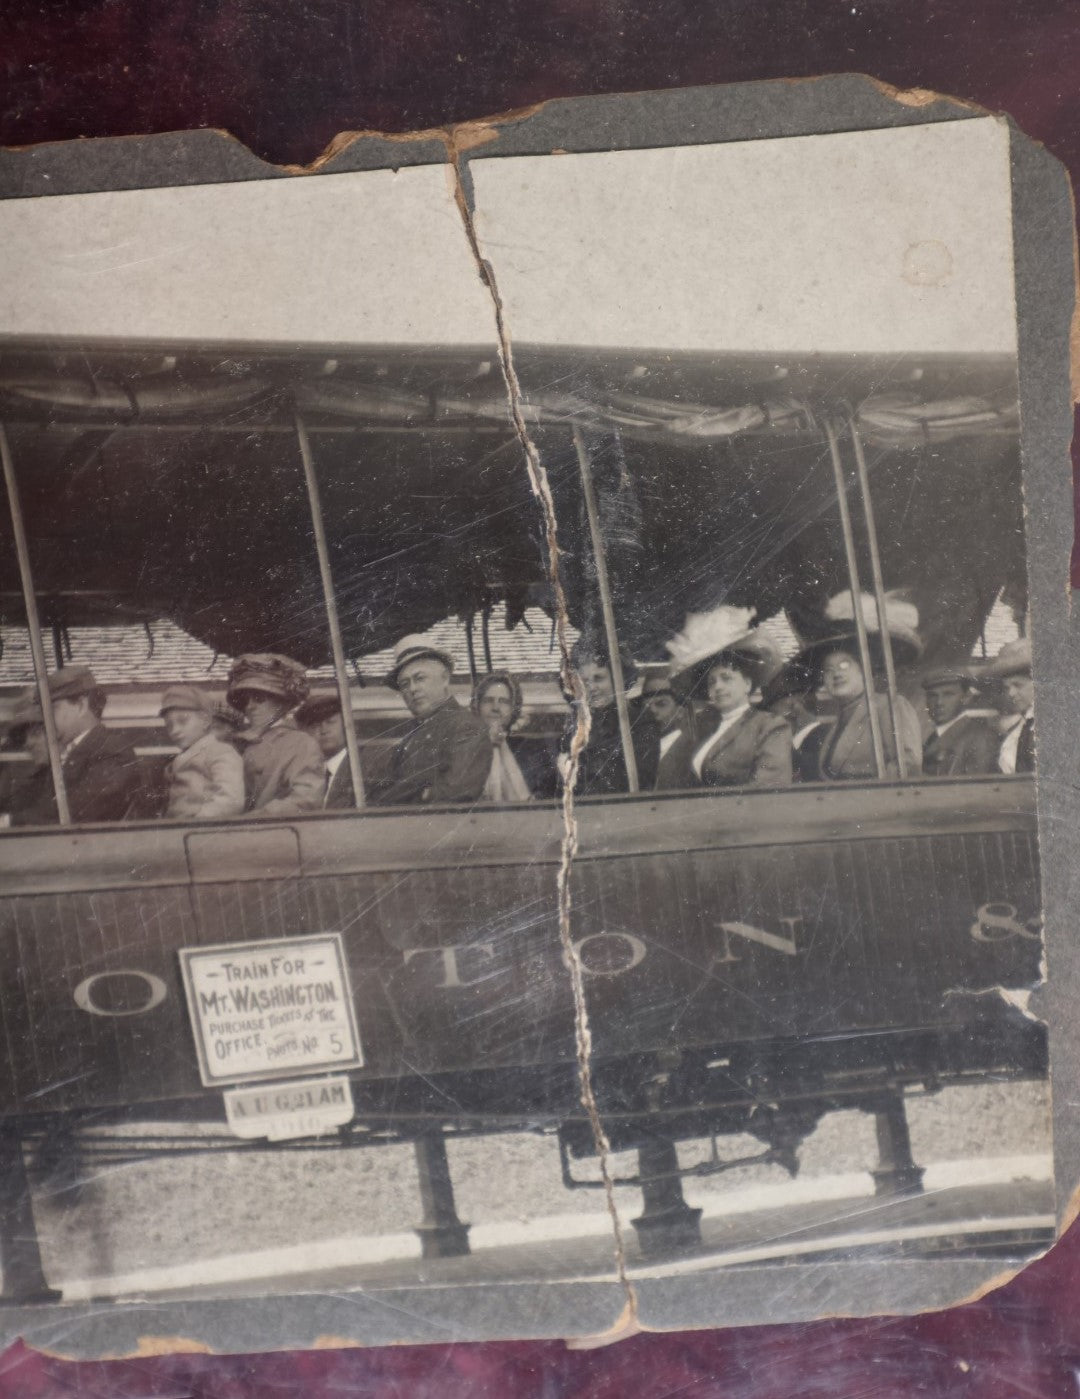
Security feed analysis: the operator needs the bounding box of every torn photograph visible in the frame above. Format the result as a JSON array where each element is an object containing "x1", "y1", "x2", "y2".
[{"x1": 0, "y1": 87, "x2": 1072, "y2": 1351}]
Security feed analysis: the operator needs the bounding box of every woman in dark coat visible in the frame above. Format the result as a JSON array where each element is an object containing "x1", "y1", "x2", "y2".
[
  {"x1": 666, "y1": 608, "x2": 791, "y2": 789},
  {"x1": 566, "y1": 647, "x2": 655, "y2": 796},
  {"x1": 781, "y1": 592, "x2": 924, "y2": 783}
]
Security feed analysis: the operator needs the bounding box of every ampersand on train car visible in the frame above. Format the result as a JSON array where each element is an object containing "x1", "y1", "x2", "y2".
[{"x1": 969, "y1": 902, "x2": 1042, "y2": 944}]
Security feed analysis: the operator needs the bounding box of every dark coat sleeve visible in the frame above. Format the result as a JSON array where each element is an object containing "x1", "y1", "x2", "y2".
[
  {"x1": 376, "y1": 702, "x2": 493, "y2": 806},
  {"x1": 654, "y1": 728, "x2": 697, "y2": 790},
  {"x1": 427, "y1": 708, "x2": 494, "y2": 803},
  {"x1": 325, "y1": 759, "x2": 358, "y2": 809},
  {"x1": 63, "y1": 727, "x2": 146, "y2": 823},
  {"x1": 6, "y1": 766, "x2": 59, "y2": 827},
  {"x1": 957, "y1": 718, "x2": 1002, "y2": 775},
  {"x1": 751, "y1": 712, "x2": 794, "y2": 786},
  {"x1": 508, "y1": 736, "x2": 561, "y2": 800}
]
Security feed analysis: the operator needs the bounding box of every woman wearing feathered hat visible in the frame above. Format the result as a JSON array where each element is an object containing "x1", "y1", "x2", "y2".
[
  {"x1": 225, "y1": 653, "x2": 326, "y2": 816},
  {"x1": 665, "y1": 607, "x2": 792, "y2": 789},
  {"x1": 781, "y1": 592, "x2": 924, "y2": 783}
]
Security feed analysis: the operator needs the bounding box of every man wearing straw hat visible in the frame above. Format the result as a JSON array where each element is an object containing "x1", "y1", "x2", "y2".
[
  {"x1": 984, "y1": 638, "x2": 1036, "y2": 775},
  {"x1": 372, "y1": 634, "x2": 491, "y2": 806}
]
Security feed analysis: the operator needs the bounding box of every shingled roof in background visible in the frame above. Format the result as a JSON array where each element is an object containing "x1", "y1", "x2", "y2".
[
  {"x1": 0, "y1": 606, "x2": 570, "y2": 689},
  {"x1": 0, "y1": 599, "x2": 1019, "y2": 692}
]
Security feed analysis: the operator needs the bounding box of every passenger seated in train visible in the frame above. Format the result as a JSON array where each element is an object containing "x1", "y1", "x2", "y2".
[
  {"x1": 225, "y1": 654, "x2": 326, "y2": 817},
  {"x1": 760, "y1": 680, "x2": 832, "y2": 784},
  {"x1": 0, "y1": 693, "x2": 53, "y2": 826},
  {"x1": 471, "y1": 670, "x2": 558, "y2": 802},
  {"x1": 295, "y1": 688, "x2": 359, "y2": 808},
  {"x1": 369, "y1": 635, "x2": 492, "y2": 806},
  {"x1": 665, "y1": 610, "x2": 792, "y2": 788},
  {"x1": 920, "y1": 667, "x2": 999, "y2": 777},
  {"x1": 640, "y1": 670, "x2": 704, "y2": 791},
  {"x1": 6, "y1": 667, "x2": 145, "y2": 824},
  {"x1": 784, "y1": 593, "x2": 923, "y2": 782},
  {"x1": 158, "y1": 685, "x2": 245, "y2": 820},
  {"x1": 985, "y1": 639, "x2": 1035, "y2": 774},
  {"x1": 566, "y1": 644, "x2": 656, "y2": 795}
]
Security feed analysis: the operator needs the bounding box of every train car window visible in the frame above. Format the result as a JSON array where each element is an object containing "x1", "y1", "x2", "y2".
[
  {"x1": 0, "y1": 348, "x2": 559, "y2": 824},
  {"x1": 1, "y1": 345, "x2": 1027, "y2": 828},
  {"x1": 518, "y1": 358, "x2": 1026, "y2": 799}
]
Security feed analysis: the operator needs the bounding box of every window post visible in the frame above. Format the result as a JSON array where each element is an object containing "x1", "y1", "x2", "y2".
[
  {"x1": 572, "y1": 424, "x2": 640, "y2": 793},
  {"x1": 293, "y1": 410, "x2": 366, "y2": 808},
  {"x1": 822, "y1": 414, "x2": 886, "y2": 779},
  {"x1": 844, "y1": 409, "x2": 908, "y2": 780},
  {"x1": 0, "y1": 424, "x2": 71, "y2": 824}
]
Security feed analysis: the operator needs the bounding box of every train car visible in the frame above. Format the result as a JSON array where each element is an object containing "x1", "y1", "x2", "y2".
[{"x1": 0, "y1": 340, "x2": 1045, "y2": 1298}]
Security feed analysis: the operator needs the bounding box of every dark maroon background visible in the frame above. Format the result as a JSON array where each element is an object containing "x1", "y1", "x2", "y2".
[{"x1": 1, "y1": 2, "x2": 1079, "y2": 1392}]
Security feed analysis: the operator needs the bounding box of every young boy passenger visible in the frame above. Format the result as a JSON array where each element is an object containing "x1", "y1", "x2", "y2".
[{"x1": 159, "y1": 685, "x2": 245, "y2": 821}]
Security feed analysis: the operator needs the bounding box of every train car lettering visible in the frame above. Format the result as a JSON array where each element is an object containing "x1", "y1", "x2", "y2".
[
  {"x1": 970, "y1": 903, "x2": 1042, "y2": 944},
  {"x1": 566, "y1": 931, "x2": 647, "y2": 978},
  {"x1": 402, "y1": 942, "x2": 504, "y2": 989},
  {"x1": 73, "y1": 970, "x2": 168, "y2": 1018},
  {"x1": 708, "y1": 918, "x2": 801, "y2": 966}
]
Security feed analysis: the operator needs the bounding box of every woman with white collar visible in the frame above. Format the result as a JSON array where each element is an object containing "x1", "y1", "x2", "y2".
[{"x1": 666, "y1": 608, "x2": 791, "y2": 789}]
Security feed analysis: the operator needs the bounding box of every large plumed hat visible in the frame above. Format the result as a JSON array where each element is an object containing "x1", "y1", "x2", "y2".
[
  {"x1": 666, "y1": 606, "x2": 782, "y2": 696},
  {"x1": 225, "y1": 653, "x2": 310, "y2": 709},
  {"x1": 387, "y1": 634, "x2": 455, "y2": 690},
  {"x1": 783, "y1": 591, "x2": 923, "y2": 693},
  {"x1": 981, "y1": 637, "x2": 1032, "y2": 679}
]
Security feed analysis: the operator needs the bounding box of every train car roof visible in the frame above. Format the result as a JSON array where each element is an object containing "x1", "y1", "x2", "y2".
[{"x1": 0, "y1": 341, "x2": 1022, "y2": 667}]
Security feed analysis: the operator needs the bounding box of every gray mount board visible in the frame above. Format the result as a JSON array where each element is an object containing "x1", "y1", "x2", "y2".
[{"x1": 0, "y1": 75, "x2": 1074, "y2": 1353}]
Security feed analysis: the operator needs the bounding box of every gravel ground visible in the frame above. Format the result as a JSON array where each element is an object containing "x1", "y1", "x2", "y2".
[{"x1": 30, "y1": 1079, "x2": 1051, "y2": 1286}]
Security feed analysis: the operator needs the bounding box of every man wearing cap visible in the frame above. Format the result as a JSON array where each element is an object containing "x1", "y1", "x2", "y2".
[
  {"x1": 6, "y1": 667, "x2": 146, "y2": 824},
  {"x1": 986, "y1": 638, "x2": 1036, "y2": 775},
  {"x1": 641, "y1": 670, "x2": 701, "y2": 791},
  {"x1": 295, "y1": 689, "x2": 358, "y2": 809},
  {"x1": 372, "y1": 635, "x2": 491, "y2": 806},
  {"x1": 920, "y1": 667, "x2": 999, "y2": 778},
  {"x1": 159, "y1": 685, "x2": 245, "y2": 821},
  {"x1": 226, "y1": 654, "x2": 326, "y2": 817}
]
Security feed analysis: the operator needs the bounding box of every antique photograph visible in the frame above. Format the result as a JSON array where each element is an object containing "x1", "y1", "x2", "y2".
[{"x1": 0, "y1": 109, "x2": 1054, "y2": 1331}]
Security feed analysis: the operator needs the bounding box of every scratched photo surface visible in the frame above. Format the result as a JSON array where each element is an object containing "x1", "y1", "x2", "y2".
[{"x1": 0, "y1": 114, "x2": 1051, "y2": 1315}]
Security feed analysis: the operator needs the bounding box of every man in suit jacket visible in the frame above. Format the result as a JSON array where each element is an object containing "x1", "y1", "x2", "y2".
[
  {"x1": 642, "y1": 673, "x2": 703, "y2": 790},
  {"x1": 295, "y1": 688, "x2": 361, "y2": 809},
  {"x1": 985, "y1": 638, "x2": 1035, "y2": 775},
  {"x1": 10, "y1": 667, "x2": 144, "y2": 824},
  {"x1": 370, "y1": 637, "x2": 492, "y2": 806},
  {"x1": 921, "y1": 668, "x2": 999, "y2": 777}
]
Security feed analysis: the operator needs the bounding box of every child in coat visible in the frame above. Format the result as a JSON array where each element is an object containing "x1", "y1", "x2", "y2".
[{"x1": 160, "y1": 685, "x2": 245, "y2": 821}]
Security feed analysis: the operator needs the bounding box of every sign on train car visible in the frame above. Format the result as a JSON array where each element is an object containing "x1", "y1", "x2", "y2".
[
  {"x1": 179, "y1": 934, "x2": 363, "y2": 1086},
  {"x1": 0, "y1": 779, "x2": 1042, "y2": 1119}
]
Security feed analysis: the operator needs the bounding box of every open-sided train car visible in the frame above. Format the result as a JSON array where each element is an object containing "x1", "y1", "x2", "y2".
[{"x1": 0, "y1": 341, "x2": 1044, "y2": 1295}]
